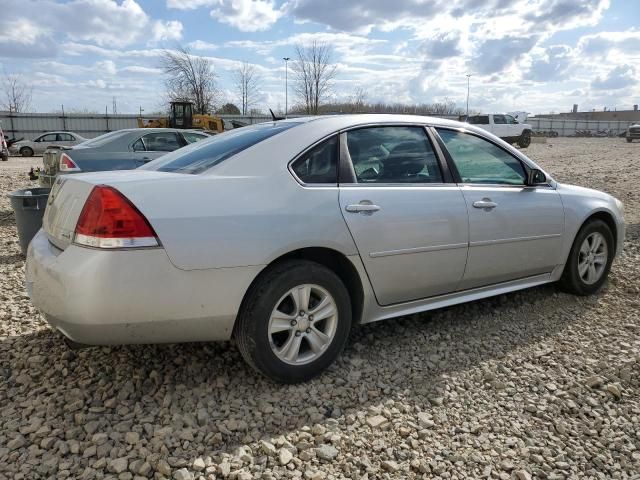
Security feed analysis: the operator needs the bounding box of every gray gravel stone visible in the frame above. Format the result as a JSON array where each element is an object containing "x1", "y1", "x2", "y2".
[{"x1": 0, "y1": 141, "x2": 639, "y2": 480}]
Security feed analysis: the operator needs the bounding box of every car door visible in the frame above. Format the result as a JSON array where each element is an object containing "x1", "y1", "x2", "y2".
[
  {"x1": 57, "y1": 133, "x2": 74, "y2": 147},
  {"x1": 491, "y1": 115, "x2": 508, "y2": 138},
  {"x1": 131, "y1": 132, "x2": 185, "y2": 166},
  {"x1": 504, "y1": 115, "x2": 520, "y2": 138},
  {"x1": 35, "y1": 133, "x2": 59, "y2": 154},
  {"x1": 435, "y1": 128, "x2": 564, "y2": 290},
  {"x1": 338, "y1": 125, "x2": 469, "y2": 305}
]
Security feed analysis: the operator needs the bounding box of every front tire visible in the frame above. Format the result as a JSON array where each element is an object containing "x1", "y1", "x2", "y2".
[
  {"x1": 627, "y1": 137, "x2": 633, "y2": 143},
  {"x1": 235, "y1": 260, "x2": 352, "y2": 383},
  {"x1": 559, "y1": 220, "x2": 614, "y2": 296},
  {"x1": 518, "y1": 130, "x2": 531, "y2": 148},
  {"x1": 20, "y1": 147, "x2": 34, "y2": 157}
]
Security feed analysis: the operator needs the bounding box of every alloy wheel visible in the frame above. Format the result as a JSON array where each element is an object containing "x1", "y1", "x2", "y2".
[
  {"x1": 578, "y1": 232, "x2": 608, "y2": 285},
  {"x1": 268, "y1": 284, "x2": 338, "y2": 365}
]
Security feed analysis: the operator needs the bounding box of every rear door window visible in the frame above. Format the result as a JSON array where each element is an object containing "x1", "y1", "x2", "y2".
[
  {"x1": 468, "y1": 115, "x2": 489, "y2": 125},
  {"x1": 182, "y1": 131, "x2": 209, "y2": 144},
  {"x1": 291, "y1": 136, "x2": 338, "y2": 184},
  {"x1": 344, "y1": 126, "x2": 443, "y2": 184},
  {"x1": 131, "y1": 138, "x2": 146, "y2": 152},
  {"x1": 142, "y1": 132, "x2": 183, "y2": 152}
]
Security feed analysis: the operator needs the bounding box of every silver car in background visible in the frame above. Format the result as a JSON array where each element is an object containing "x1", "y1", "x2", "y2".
[
  {"x1": 10, "y1": 131, "x2": 87, "y2": 157},
  {"x1": 26, "y1": 115, "x2": 625, "y2": 383}
]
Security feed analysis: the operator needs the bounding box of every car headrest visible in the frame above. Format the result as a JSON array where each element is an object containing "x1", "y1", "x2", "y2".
[{"x1": 381, "y1": 152, "x2": 425, "y2": 177}]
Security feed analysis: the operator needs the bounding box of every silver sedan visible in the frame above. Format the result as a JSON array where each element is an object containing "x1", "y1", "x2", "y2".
[
  {"x1": 26, "y1": 115, "x2": 625, "y2": 383},
  {"x1": 10, "y1": 131, "x2": 87, "y2": 156}
]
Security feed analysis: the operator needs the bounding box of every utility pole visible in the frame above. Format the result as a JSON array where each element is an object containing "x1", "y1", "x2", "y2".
[
  {"x1": 466, "y1": 74, "x2": 472, "y2": 118},
  {"x1": 139, "y1": 106, "x2": 144, "y2": 117},
  {"x1": 283, "y1": 57, "x2": 290, "y2": 118}
]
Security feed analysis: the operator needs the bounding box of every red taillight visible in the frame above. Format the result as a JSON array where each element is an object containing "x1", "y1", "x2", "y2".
[
  {"x1": 60, "y1": 153, "x2": 80, "y2": 171},
  {"x1": 74, "y1": 185, "x2": 159, "y2": 248}
]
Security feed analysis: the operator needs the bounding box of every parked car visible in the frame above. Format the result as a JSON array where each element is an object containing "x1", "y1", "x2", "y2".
[
  {"x1": 26, "y1": 115, "x2": 624, "y2": 383},
  {"x1": 626, "y1": 123, "x2": 640, "y2": 143},
  {"x1": 461, "y1": 113, "x2": 532, "y2": 148},
  {"x1": 39, "y1": 128, "x2": 210, "y2": 187},
  {"x1": 10, "y1": 131, "x2": 87, "y2": 157}
]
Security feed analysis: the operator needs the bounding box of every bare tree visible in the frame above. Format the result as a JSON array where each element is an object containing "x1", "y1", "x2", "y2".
[
  {"x1": 160, "y1": 46, "x2": 218, "y2": 114},
  {"x1": 1, "y1": 74, "x2": 32, "y2": 113},
  {"x1": 292, "y1": 41, "x2": 337, "y2": 114},
  {"x1": 234, "y1": 61, "x2": 261, "y2": 116},
  {"x1": 348, "y1": 87, "x2": 367, "y2": 113}
]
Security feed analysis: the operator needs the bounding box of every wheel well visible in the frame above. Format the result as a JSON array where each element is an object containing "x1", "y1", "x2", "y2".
[
  {"x1": 583, "y1": 211, "x2": 618, "y2": 255},
  {"x1": 236, "y1": 248, "x2": 365, "y2": 332}
]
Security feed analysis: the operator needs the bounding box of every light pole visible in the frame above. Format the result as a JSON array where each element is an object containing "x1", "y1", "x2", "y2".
[
  {"x1": 283, "y1": 57, "x2": 290, "y2": 118},
  {"x1": 465, "y1": 74, "x2": 472, "y2": 118}
]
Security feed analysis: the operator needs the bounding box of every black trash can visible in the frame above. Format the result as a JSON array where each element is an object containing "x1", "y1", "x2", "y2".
[{"x1": 8, "y1": 187, "x2": 51, "y2": 255}]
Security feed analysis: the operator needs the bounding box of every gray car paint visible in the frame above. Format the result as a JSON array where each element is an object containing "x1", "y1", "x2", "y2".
[
  {"x1": 26, "y1": 114, "x2": 625, "y2": 346},
  {"x1": 40, "y1": 128, "x2": 208, "y2": 186}
]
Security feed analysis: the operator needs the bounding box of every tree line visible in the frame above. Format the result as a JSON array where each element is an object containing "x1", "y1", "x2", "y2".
[{"x1": 1, "y1": 43, "x2": 466, "y2": 117}]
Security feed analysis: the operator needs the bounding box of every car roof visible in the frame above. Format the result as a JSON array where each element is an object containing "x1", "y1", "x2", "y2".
[
  {"x1": 116, "y1": 128, "x2": 199, "y2": 133},
  {"x1": 39, "y1": 131, "x2": 85, "y2": 135},
  {"x1": 277, "y1": 113, "x2": 464, "y2": 131}
]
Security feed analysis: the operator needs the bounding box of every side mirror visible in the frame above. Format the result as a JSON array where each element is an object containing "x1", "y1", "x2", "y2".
[{"x1": 527, "y1": 168, "x2": 547, "y2": 186}]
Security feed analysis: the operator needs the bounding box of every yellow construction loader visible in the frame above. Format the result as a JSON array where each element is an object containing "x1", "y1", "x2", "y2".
[{"x1": 137, "y1": 101, "x2": 225, "y2": 133}]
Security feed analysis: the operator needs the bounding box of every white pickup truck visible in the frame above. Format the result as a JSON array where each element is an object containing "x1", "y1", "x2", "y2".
[{"x1": 461, "y1": 113, "x2": 532, "y2": 148}]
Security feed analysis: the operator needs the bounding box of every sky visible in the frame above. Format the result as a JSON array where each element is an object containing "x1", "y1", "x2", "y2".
[{"x1": 0, "y1": 0, "x2": 638, "y2": 115}]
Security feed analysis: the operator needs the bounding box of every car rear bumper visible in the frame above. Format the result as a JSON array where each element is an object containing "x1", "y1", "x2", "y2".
[{"x1": 25, "y1": 229, "x2": 262, "y2": 345}]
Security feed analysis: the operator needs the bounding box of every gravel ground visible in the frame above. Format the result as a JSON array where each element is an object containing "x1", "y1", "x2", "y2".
[{"x1": 1, "y1": 139, "x2": 639, "y2": 480}]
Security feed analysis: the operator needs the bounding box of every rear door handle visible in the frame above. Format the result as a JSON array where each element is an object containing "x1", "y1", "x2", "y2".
[
  {"x1": 345, "y1": 203, "x2": 381, "y2": 214},
  {"x1": 472, "y1": 199, "x2": 497, "y2": 210}
]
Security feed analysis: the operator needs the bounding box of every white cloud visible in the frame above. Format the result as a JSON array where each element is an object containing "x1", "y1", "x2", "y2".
[
  {"x1": 166, "y1": 0, "x2": 217, "y2": 8},
  {"x1": 0, "y1": 18, "x2": 57, "y2": 58},
  {"x1": 210, "y1": 0, "x2": 284, "y2": 32},
  {"x1": 0, "y1": 0, "x2": 183, "y2": 52},
  {"x1": 578, "y1": 31, "x2": 640, "y2": 57},
  {"x1": 189, "y1": 40, "x2": 219, "y2": 51},
  {"x1": 121, "y1": 66, "x2": 164, "y2": 75},
  {"x1": 591, "y1": 64, "x2": 636, "y2": 90},
  {"x1": 152, "y1": 20, "x2": 184, "y2": 43}
]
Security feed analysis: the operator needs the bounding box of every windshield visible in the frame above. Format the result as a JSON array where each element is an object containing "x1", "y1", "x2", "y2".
[
  {"x1": 78, "y1": 130, "x2": 130, "y2": 147},
  {"x1": 143, "y1": 122, "x2": 298, "y2": 174}
]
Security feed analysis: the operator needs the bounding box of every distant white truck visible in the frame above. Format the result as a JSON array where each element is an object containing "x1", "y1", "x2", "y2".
[
  {"x1": 461, "y1": 113, "x2": 532, "y2": 148},
  {"x1": 626, "y1": 124, "x2": 640, "y2": 143}
]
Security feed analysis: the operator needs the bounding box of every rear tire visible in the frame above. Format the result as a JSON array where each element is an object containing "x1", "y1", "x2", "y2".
[
  {"x1": 559, "y1": 220, "x2": 614, "y2": 296},
  {"x1": 20, "y1": 147, "x2": 34, "y2": 157},
  {"x1": 518, "y1": 131, "x2": 531, "y2": 148},
  {"x1": 235, "y1": 260, "x2": 352, "y2": 383}
]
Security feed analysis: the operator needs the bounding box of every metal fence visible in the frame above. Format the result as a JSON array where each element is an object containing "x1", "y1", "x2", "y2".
[
  {"x1": 528, "y1": 117, "x2": 634, "y2": 137},
  {"x1": 1, "y1": 111, "x2": 635, "y2": 141},
  {"x1": 0, "y1": 112, "x2": 275, "y2": 140}
]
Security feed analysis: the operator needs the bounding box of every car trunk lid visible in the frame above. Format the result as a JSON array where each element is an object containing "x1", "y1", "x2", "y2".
[
  {"x1": 43, "y1": 170, "x2": 186, "y2": 250},
  {"x1": 43, "y1": 176, "x2": 94, "y2": 250}
]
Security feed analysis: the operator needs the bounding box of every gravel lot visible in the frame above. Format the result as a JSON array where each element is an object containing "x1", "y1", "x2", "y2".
[{"x1": 1, "y1": 138, "x2": 639, "y2": 480}]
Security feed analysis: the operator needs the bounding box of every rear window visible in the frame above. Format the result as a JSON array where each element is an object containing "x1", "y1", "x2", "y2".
[
  {"x1": 143, "y1": 122, "x2": 298, "y2": 174},
  {"x1": 468, "y1": 115, "x2": 489, "y2": 125},
  {"x1": 79, "y1": 130, "x2": 130, "y2": 147}
]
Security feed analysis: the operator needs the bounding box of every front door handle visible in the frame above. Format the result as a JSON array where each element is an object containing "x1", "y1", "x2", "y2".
[
  {"x1": 345, "y1": 203, "x2": 381, "y2": 214},
  {"x1": 472, "y1": 199, "x2": 497, "y2": 210}
]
